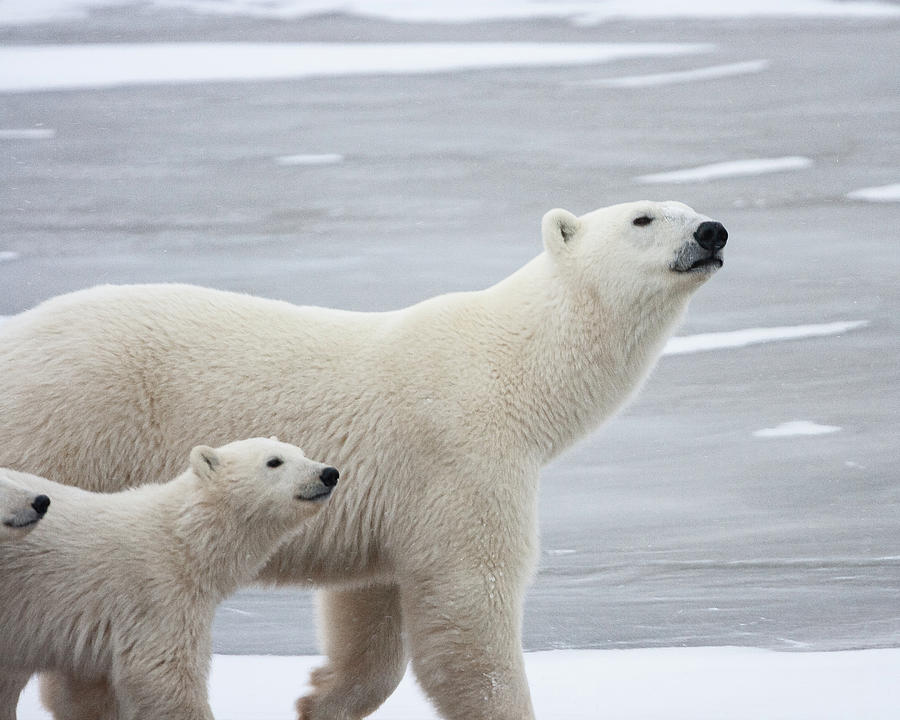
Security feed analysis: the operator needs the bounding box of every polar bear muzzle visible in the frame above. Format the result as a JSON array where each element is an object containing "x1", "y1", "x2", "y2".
[
  {"x1": 672, "y1": 220, "x2": 728, "y2": 274},
  {"x1": 297, "y1": 466, "x2": 339, "y2": 502},
  {"x1": 3, "y1": 493, "x2": 50, "y2": 528}
]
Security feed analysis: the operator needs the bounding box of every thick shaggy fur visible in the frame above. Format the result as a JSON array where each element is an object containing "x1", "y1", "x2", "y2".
[
  {"x1": 0, "y1": 201, "x2": 724, "y2": 720},
  {"x1": 0, "y1": 473, "x2": 48, "y2": 540},
  {"x1": 0, "y1": 438, "x2": 334, "y2": 720}
]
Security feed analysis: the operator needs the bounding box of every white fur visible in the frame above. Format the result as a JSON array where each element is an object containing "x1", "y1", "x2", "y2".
[
  {"x1": 0, "y1": 201, "x2": 723, "y2": 720},
  {"x1": 0, "y1": 438, "x2": 334, "y2": 720},
  {"x1": 0, "y1": 472, "x2": 48, "y2": 540}
]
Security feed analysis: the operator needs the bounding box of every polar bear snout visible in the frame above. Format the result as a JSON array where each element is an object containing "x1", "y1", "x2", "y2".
[
  {"x1": 670, "y1": 218, "x2": 728, "y2": 275},
  {"x1": 1, "y1": 474, "x2": 51, "y2": 534},
  {"x1": 32, "y1": 494, "x2": 51, "y2": 516},
  {"x1": 693, "y1": 221, "x2": 728, "y2": 253},
  {"x1": 296, "y1": 466, "x2": 339, "y2": 502}
]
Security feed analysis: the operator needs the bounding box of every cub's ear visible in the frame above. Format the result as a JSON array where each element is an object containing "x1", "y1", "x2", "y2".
[
  {"x1": 190, "y1": 445, "x2": 220, "y2": 481},
  {"x1": 541, "y1": 208, "x2": 580, "y2": 254}
]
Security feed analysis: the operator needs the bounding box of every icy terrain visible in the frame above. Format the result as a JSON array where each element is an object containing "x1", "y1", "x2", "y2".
[
  {"x1": 1, "y1": 0, "x2": 899, "y2": 717},
  {"x1": 3, "y1": 0, "x2": 900, "y2": 25}
]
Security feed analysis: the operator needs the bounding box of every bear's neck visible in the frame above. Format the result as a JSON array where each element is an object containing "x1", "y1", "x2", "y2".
[
  {"x1": 479, "y1": 253, "x2": 693, "y2": 463},
  {"x1": 167, "y1": 475, "x2": 299, "y2": 600}
]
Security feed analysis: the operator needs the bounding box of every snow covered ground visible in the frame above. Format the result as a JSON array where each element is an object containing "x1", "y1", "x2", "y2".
[
  {"x1": 1, "y1": 1, "x2": 899, "y2": 716},
  {"x1": 16, "y1": 647, "x2": 900, "y2": 719}
]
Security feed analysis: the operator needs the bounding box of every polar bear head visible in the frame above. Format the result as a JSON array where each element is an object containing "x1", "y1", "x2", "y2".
[
  {"x1": 188, "y1": 437, "x2": 338, "y2": 524},
  {"x1": 541, "y1": 200, "x2": 727, "y2": 295},
  {"x1": 0, "y1": 471, "x2": 50, "y2": 539}
]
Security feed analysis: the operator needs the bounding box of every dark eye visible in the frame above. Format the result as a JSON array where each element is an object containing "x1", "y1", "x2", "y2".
[
  {"x1": 266, "y1": 457, "x2": 283, "y2": 468},
  {"x1": 633, "y1": 216, "x2": 653, "y2": 227}
]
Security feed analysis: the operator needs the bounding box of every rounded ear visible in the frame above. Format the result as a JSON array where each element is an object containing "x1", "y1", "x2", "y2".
[
  {"x1": 542, "y1": 208, "x2": 580, "y2": 254},
  {"x1": 190, "y1": 445, "x2": 220, "y2": 481}
]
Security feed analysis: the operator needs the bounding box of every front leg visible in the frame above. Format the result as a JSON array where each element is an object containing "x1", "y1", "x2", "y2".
[
  {"x1": 111, "y1": 632, "x2": 214, "y2": 720},
  {"x1": 0, "y1": 668, "x2": 30, "y2": 720},
  {"x1": 113, "y1": 667, "x2": 214, "y2": 720},
  {"x1": 298, "y1": 583, "x2": 408, "y2": 720},
  {"x1": 400, "y1": 559, "x2": 535, "y2": 720},
  {"x1": 38, "y1": 673, "x2": 116, "y2": 720},
  {"x1": 395, "y1": 470, "x2": 540, "y2": 720}
]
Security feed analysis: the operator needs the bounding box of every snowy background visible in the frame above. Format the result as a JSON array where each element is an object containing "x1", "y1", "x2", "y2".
[{"x1": 2, "y1": 0, "x2": 899, "y2": 717}]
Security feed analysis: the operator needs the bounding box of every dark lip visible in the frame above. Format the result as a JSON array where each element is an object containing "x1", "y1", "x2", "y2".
[
  {"x1": 2, "y1": 516, "x2": 41, "y2": 529},
  {"x1": 676, "y1": 256, "x2": 723, "y2": 273},
  {"x1": 295, "y1": 489, "x2": 333, "y2": 502}
]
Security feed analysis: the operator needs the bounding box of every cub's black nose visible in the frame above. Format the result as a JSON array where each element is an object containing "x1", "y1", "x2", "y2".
[
  {"x1": 694, "y1": 221, "x2": 728, "y2": 252},
  {"x1": 32, "y1": 495, "x2": 50, "y2": 516},
  {"x1": 319, "y1": 467, "x2": 339, "y2": 488}
]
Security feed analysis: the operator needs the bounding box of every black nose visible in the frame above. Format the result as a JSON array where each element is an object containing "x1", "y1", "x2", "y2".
[
  {"x1": 32, "y1": 495, "x2": 50, "y2": 516},
  {"x1": 693, "y1": 221, "x2": 728, "y2": 252},
  {"x1": 319, "y1": 467, "x2": 339, "y2": 488}
]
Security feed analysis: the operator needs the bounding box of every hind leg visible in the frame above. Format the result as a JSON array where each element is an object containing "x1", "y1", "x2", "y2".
[{"x1": 298, "y1": 583, "x2": 407, "y2": 720}]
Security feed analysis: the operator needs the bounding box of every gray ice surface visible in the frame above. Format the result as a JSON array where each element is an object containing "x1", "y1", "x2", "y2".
[{"x1": 1, "y1": 13, "x2": 898, "y2": 654}]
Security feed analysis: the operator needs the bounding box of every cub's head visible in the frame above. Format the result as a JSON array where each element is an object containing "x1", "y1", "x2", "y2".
[
  {"x1": 542, "y1": 200, "x2": 727, "y2": 295},
  {"x1": 189, "y1": 437, "x2": 338, "y2": 524},
  {"x1": 0, "y1": 471, "x2": 50, "y2": 539}
]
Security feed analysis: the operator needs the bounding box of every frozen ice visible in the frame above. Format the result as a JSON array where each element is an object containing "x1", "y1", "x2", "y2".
[{"x1": 5, "y1": 0, "x2": 900, "y2": 26}]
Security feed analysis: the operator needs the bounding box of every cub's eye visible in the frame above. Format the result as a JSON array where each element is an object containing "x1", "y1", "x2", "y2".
[
  {"x1": 266, "y1": 457, "x2": 284, "y2": 468},
  {"x1": 633, "y1": 216, "x2": 653, "y2": 227}
]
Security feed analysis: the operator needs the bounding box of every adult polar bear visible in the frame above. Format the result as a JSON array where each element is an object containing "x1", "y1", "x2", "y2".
[{"x1": 0, "y1": 201, "x2": 726, "y2": 720}]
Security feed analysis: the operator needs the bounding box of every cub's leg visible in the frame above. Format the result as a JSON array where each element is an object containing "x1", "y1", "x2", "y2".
[
  {"x1": 112, "y1": 655, "x2": 213, "y2": 720},
  {"x1": 0, "y1": 668, "x2": 30, "y2": 720},
  {"x1": 38, "y1": 673, "x2": 116, "y2": 720}
]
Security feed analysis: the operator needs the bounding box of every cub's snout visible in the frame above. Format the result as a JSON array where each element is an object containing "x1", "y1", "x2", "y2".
[
  {"x1": 297, "y1": 465, "x2": 339, "y2": 502},
  {"x1": 32, "y1": 494, "x2": 51, "y2": 516},
  {"x1": 319, "y1": 467, "x2": 339, "y2": 488},
  {"x1": 1, "y1": 473, "x2": 51, "y2": 536}
]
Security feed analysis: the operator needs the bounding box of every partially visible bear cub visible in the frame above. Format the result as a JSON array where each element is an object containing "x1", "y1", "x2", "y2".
[
  {"x1": 0, "y1": 473, "x2": 50, "y2": 540},
  {"x1": 0, "y1": 437, "x2": 338, "y2": 720}
]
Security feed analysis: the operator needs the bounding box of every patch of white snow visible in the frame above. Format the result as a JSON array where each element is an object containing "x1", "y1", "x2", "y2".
[
  {"x1": 663, "y1": 321, "x2": 868, "y2": 355},
  {"x1": 275, "y1": 153, "x2": 343, "y2": 166},
  {"x1": 583, "y1": 59, "x2": 769, "y2": 88},
  {"x1": 0, "y1": 42, "x2": 712, "y2": 93},
  {"x1": 846, "y1": 184, "x2": 900, "y2": 202},
  {"x1": 753, "y1": 421, "x2": 841, "y2": 438},
  {"x1": 0, "y1": 128, "x2": 55, "y2": 139},
  {"x1": 636, "y1": 156, "x2": 812, "y2": 184}
]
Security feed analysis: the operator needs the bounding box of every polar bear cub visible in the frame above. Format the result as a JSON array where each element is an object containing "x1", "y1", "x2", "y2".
[
  {"x1": 0, "y1": 473, "x2": 50, "y2": 539},
  {"x1": 0, "y1": 437, "x2": 338, "y2": 720}
]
